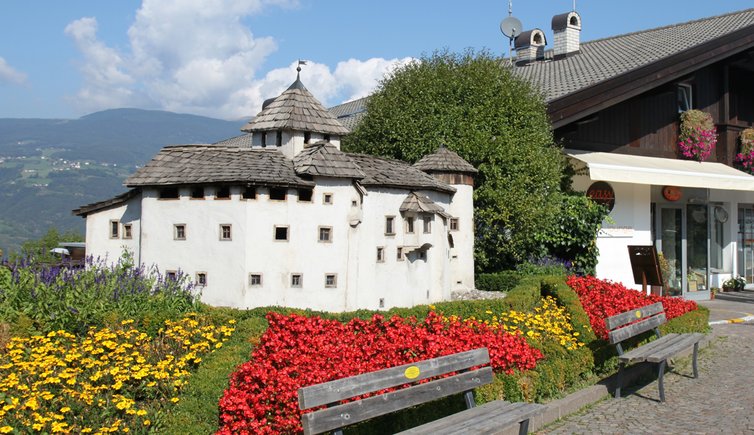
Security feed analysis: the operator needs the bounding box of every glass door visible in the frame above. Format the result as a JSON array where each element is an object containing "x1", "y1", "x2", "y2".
[
  {"x1": 686, "y1": 204, "x2": 708, "y2": 293},
  {"x1": 659, "y1": 207, "x2": 683, "y2": 296},
  {"x1": 738, "y1": 206, "x2": 754, "y2": 283}
]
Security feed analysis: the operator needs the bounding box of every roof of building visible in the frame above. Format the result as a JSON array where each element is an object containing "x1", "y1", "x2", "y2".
[
  {"x1": 328, "y1": 9, "x2": 754, "y2": 131},
  {"x1": 124, "y1": 145, "x2": 315, "y2": 188},
  {"x1": 213, "y1": 133, "x2": 253, "y2": 147},
  {"x1": 513, "y1": 8, "x2": 754, "y2": 104},
  {"x1": 73, "y1": 189, "x2": 139, "y2": 217},
  {"x1": 413, "y1": 145, "x2": 478, "y2": 174},
  {"x1": 399, "y1": 191, "x2": 451, "y2": 217},
  {"x1": 347, "y1": 153, "x2": 456, "y2": 193},
  {"x1": 293, "y1": 142, "x2": 366, "y2": 179},
  {"x1": 242, "y1": 77, "x2": 350, "y2": 135},
  {"x1": 328, "y1": 97, "x2": 368, "y2": 132}
]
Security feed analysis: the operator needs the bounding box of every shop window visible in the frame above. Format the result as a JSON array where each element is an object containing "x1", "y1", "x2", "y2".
[
  {"x1": 220, "y1": 224, "x2": 232, "y2": 241},
  {"x1": 275, "y1": 226, "x2": 289, "y2": 241},
  {"x1": 159, "y1": 188, "x2": 179, "y2": 199},
  {"x1": 109, "y1": 220, "x2": 119, "y2": 239},
  {"x1": 269, "y1": 187, "x2": 287, "y2": 201},
  {"x1": 385, "y1": 216, "x2": 395, "y2": 235},
  {"x1": 249, "y1": 273, "x2": 262, "y2": 286},
  {"x1": 196, "y1": 272, "x2": 207, "y2": 287},
  {"x1": 298, "y1": 188, "x2": 313, "y2": 202},
  {"x1": 174, "y1": 224, "x2": 186, "y2": 240},
  {"x1": 325, "y1": 273, "x2": 337, "y2": 288}
]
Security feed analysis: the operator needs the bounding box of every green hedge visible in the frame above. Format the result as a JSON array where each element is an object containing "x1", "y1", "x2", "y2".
[{"x1": 476, "y1": 270, "x2": 522, "y2": 292}]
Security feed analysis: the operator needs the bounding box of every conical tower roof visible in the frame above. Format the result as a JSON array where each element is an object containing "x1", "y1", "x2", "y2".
[
  {"x1": 413, "y1": 145, "x2": 478, "y2": 174},
  {"x1": 241, "y1": 76, "x2": 349, "y2": 135}
]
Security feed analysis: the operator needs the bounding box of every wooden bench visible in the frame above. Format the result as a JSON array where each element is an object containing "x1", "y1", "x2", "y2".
[
  {"x1": 607, "y1": 302, "x2": 704, "y2": 402},
  {"x1": 297, "y1": 348, "x2": 545, "y2": 435}
]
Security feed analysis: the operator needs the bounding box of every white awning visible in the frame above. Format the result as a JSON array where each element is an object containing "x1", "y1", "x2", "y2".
[{"x1": 566, "y1": 150, "x2": 754, "y2": 191}]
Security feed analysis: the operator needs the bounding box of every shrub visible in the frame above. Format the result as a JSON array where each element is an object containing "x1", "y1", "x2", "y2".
[
  {"x1": 566, "y1": 275, "x2": 699, "y2": 340},
  {"x1": 217, "y1": 312, "x2": 543, "y2": 434},
  {"x1": 476, "y1": 270, "x2": 522, "y2": 292}
]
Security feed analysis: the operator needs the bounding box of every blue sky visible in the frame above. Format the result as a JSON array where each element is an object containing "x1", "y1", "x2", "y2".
[{"x1": 1, "y1": 1, "x2": 752, "y2": 120}]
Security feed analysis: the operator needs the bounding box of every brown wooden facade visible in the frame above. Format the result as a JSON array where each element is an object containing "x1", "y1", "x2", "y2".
[{"x1": 554, "y1": 51, "x2": 754, "y2": 167}]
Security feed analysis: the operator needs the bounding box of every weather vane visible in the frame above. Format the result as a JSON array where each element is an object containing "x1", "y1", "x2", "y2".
[{"x1": 297, "y1": 59, "x2": 307, "y2": 73}]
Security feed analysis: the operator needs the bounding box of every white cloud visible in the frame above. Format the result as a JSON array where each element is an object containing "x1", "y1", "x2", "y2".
[
  {"x1": 0, "y1": 57, "x2": 28, "y2": 85},
  {"x1": 65, "y1": 0, "x2": 412, "y2": 118}
]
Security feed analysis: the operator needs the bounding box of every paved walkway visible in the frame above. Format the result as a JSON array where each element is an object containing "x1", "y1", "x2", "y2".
[{"x1": 536, "y1": 311, "x2": 754, "y2": 433}]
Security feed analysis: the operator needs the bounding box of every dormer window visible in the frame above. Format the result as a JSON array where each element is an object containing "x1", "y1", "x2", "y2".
[
  {"x1": 276, "y1": 130, "x2": 283, "y2": 147},
  {"x1": 677, "y1": 83, "x2": 693, "y2": 113},
  {"x1": 323, "y1": 134, "x2": 330, "y2": 142},
  {"x1": 304, "y1": 131, "x2": 311, "y2": 144}
]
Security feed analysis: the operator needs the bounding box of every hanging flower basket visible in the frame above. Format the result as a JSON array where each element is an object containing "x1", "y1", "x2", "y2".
[
  {"x1": 678, "y1": 110, "x2": 717, "y2": 162},
  {"x1": 735, "y1": 127, "x2": 754, "y2": 174}
]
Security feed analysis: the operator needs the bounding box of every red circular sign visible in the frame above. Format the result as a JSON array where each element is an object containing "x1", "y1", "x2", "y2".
[
  {"x1": 662, "y1": 186, "x2": 682, "y2": 202},
  {"x1": 586, "y1": 182, "x2": 615, "y2": 212}
]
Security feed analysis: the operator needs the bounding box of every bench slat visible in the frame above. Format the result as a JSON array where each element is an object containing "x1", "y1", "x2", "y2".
[
  {"x1": 645, "y1": 333, "x2": 704, "y2": 363},
  {"x1": 605, "y1": 302, "x2": 664, "y2": 330},
  {"x1": 298, "y1": 348, "x2": 489, "y2": 409},
  {"x1": 608, "y1": 313, "x2": 666, "y2": 345},
  {"x1": 396, "y1": 400, "x2": 546, "y2": 435},
  {"x1": 619, "y1": 333, "x2": 679, "y2": 363},
  {"x1": 301, "y1": 367, "x2": 493, "y2": 435}
]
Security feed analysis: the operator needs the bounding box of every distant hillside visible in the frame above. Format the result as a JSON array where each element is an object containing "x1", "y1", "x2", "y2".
[{"x1": 0, "y1": 108, "x2": 245, "y2": 255}]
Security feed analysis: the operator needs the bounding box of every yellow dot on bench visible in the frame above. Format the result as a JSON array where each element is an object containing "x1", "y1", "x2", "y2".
[
  {"x1": 404, "y1": 366, "x2": 420, "y2": 379},
  {"x1": 635, "y1": 310, "x2": 642, "y2": 318}
]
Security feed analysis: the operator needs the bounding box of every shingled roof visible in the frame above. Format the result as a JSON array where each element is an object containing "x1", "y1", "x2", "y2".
[
  {"x1": 293, "y1": 142, "x2": 365, "y2": 179},
  {"x1": 346, "y1": 153, "x2": 456, "y2": 193},
  {"x1": 124, "y1": 145, "x2": 314, "y2": 188},
  {"x1": 242, "y1": 77, "x2": 349, "y2": 135},
  {"x1": 328, "y1": 97, "x2": 368, "y2": 132},
  {"x1": 399, "y1": 192, "x2": 451, "y2": 218},
  {"x1": 213, "y1": 134, "x2": 253, "y2": 147},
  {"x1": 414, "y1": 145, "x2": 478, "y2": 174},
  {"x1": 73, "y1": 189, "x2": 139, "y2": 217}
]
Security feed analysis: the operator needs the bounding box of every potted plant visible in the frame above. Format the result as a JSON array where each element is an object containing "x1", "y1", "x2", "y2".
[
  {"x1": 711, "y1": 287, "x2": 718, "y2": 300},
  {"x1": 735, "y1": 127, "x2": 754, "y2": 174},
  {"x1": 723, "y1": 276, "x2": 746, "y2": 292},
  {"x1": 678, "y1": 109, "x2": 717, "y2": 162}
]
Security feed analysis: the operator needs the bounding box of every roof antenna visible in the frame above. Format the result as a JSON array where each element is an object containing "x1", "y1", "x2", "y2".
[
  {"x1": 572, "y1": 0, "x2": 577, "y2": 11},
  {"x1": 500, "y1": 1, "x2": 522, "y2": 65}
]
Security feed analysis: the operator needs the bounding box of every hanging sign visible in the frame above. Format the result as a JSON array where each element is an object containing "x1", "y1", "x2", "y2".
[
  {"x1": 586, "y1": 181, "x2": 615, "y2": 212},
  {"x1": 662, "y1": 186, "x2": 682, "y2": 202}
]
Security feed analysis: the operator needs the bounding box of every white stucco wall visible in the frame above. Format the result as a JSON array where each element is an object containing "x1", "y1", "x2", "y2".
[{"x1": 85, "y1": 195, "x2": 142, "y2": 263}]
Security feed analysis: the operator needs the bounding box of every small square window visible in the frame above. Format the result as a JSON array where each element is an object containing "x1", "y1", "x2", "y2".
[
  {"x1": 677, "y1": 83, "x2": 693, "y2": 113},
  {"x1": 191, "y1": 187, "x2": 204, "y2": 199},
  {"x1": 304, "y1": 131, "x2": 311, "y2": 144},
  {"x1": 298, "y1": 188, "x2": 313, "y2": 202},
  {"x1": 291, "y1": 273, "x2": 303, "y2": 288},
  {"x1": 166, "y1": 270, "x2": 178, "y2": 281},
  {"x1": 405, "y1": 217, "x2": 415, "y2": 234},
  {"x1": 385, "y1": 216, "x2": 395, "y2": 235},
  {"x1": 323, "y1": 134, "x2": 331, "y2": 142},
  {"x1": 419, "y1": 251, "x2": 427, "y2": 261},
  {"x1": 215, "y1": 186, "x2": 230, "y2": 199},
  {"x1": 110, "y1": 220, "x2": 119, "y2": 239},
  {"x1": 376, "y1": 247, "x2": 385, "y2": 263},
  {"x1": 122, "y1": 224, "x2": 132, "y2": 240},
  {"x1": 174, "y1": 224, "x2": 186, "y2": 240},
  {"x1": 397, "y1": 247, "x2": 404, "y2": 261},
  {"x1": 159, "y1": 188, "x2": 179, "y2": 199},
  {"x1": 220, "y1": 224, "x2": 232, "y2": 241},
  {"x1": 423, "y1": 216, "x2": 432, "y2": 234},
  {"x1": 269, "y1": 187, "x2": 287, "y2": 201},
  {"x1": 242, "y1": 186, "x2": 257, "y2": 200},
  {"x1": 318, "y1": 226, "x2": 332, "y2": 243},
  {"x1": 196, "y1": 272, "x2": 207, "y2": 286},
  {"x1": 249, "y1": 273, "x2": 262, "y2": 286},
  {"x1": 351, "y1": 200, "x2": 358, "y2": 207},
  {"x1": 450, "y1": 218, "x2": 459, "y2": 232},
  {"x1": 323, "y1": 193, "x2": 333, "y2": 205},
  {"x1": 274, "y1": 226, "x2": 289, "y2": 241},
  {"x1": 325, "y1": 273, "x2": 337, "y2": 288}
]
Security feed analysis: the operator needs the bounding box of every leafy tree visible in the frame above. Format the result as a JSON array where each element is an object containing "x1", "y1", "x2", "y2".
[
  {"x1": 13, "y1": 227, "x2": 83, "y2": 263},
  {"x1": 343, "y1": 49, "x2": 565, "y2": 272}
]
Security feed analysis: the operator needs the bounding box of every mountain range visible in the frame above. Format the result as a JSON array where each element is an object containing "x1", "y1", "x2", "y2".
[{"x1": 0, "y1": 108, "x2": 246, "y2": 255}]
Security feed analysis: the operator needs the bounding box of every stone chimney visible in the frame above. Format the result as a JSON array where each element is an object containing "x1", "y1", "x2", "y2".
[
  {"x1": 552, "y1": 11, "x2": 581, "y2": 58},
  {"x1": 514, "y1": 29, "x2": 546, "y2": 66}
]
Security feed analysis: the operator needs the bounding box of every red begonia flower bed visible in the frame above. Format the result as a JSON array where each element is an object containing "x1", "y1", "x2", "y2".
[
  {"x1": 217, "y1": 311, "x2": 543, "y2": 434},
  {"x1": 566, "y1": 275, "x2": 698, "y2": 340}
]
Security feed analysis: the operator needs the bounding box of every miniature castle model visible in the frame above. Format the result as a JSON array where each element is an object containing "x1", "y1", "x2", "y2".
[{"x1": 74, "y1": 72, "x2": 477, "y2": 312}]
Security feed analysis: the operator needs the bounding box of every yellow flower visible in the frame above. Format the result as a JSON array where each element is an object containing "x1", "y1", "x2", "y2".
[
  {"x1": 143, "y1": 420, "x2": 151, "y2": 426},
  {"x1": 0, "y1": 426, "x2": 13, "y2": 434},
  {"x1": 170, "y1": 397, "x2": 180, "y2": 403}
]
